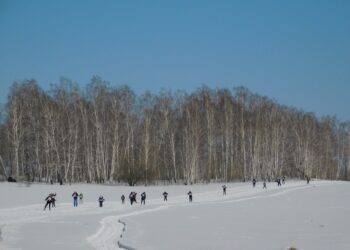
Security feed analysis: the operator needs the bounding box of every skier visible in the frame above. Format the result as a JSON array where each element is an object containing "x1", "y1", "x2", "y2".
[
  {"x1": 121, "y1": 194, "x2": 125, "y2": 204},
  {"x1": 222, "y1": 185, "x2": 227, "y2": 195},
  {"x1": 133, "y1": 192, "x2": 137, "y2": 203},
  {"x1": 141, "y1": 192, "x2": 146, "y2": 205},
  {"x1": 187, "y1": 191, "x2": 193, "y2": 202},
  {"x1": 79, "y1": 193, "x2": 84, "y2": 204},
  {"x1": 72, "y1": 191, "x2": 79, "y2": 207},
  {"x1": 44, "y1": 194, "x2": 53, "y2": 211},
  {"x1": 48, "y1": 193, "x2": 57, "y2": 207},
  {"x1": 282, "y1": 176, "x2": 285, "y2": 185},
  {"x1": 129, "y1": 192, "x2": 137, "y2": 205},
  {"x1": 162, "y1": 191, "x2": 168, "y2": 201},
  {"x1": 306, "y1": 176, "x2": 310, "y2": 184},
  {"x1": 277, "y1": 178, "x2": 282, "y2": 187},
  {"x1": 263, "y1": 181, "x2": 267, "y2": 189},
  {"x1": 252, "y1": 178, "x2": 257, "y2": 187},
  {"x1": 98, "y1": 195, "x2": 105, "y2": 207},
  {"x1": 7, "y1": 176, "x2": 16, "y2": 182},
  {"x1": 129, "y1": 192, "x2": 133, "y2": 205}
]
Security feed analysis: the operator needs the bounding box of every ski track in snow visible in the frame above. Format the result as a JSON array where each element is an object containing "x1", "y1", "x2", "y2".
[{"x1": 0, "y1": 181, "x2": 340, "y2": 250}]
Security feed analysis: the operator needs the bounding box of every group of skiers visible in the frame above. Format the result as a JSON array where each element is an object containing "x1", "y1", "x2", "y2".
[
  {"x1": 44, "y1": 176, "x2": 312, "y2": 211},
  {"x1": 249, "y1": 179, "x2": 266, "y2": 189},
  {"x1": 251, "y1": 176, "x2": 288, "y2": 189},
  {"x1": 44, "y1": 190, "x2": 178, "y2": 210},
  {"x1": 122, "y1": 190, "x2": 188, "y2": 204},
  {"x1": 124, "y1": 191, "x2": 168, "y2": 205}
]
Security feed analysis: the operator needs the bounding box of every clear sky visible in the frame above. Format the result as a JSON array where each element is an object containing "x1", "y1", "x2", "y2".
[{"x1": 0, "y1": 0, "x2": 349, "y2": 121}]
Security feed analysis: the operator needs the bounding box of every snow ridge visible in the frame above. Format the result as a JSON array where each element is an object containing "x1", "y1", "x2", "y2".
[
  {"x1": 117, "y1": 220, "x2": 135, "y2": 250},
  {"x1": 87, "y1": 206, "x2": 168, "y2": 250}
]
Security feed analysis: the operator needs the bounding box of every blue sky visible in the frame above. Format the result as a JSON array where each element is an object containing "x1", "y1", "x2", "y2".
[{"x1": 0, "y1": 0, "x2": 349, "y2": 121}]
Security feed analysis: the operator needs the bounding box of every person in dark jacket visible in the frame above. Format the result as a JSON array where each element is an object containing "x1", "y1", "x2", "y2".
[
  {"x1": 141, "y1": 192, "x2": 146, "y2": 205},
  {"x1": 263, "y1": 181, "x2": 267, "y2": 189},
  {"x1": 222, "y1": 185, "x2": 227, "y2": 195},
  {"x1": 129, "y1": 192, "x2": 133, "y2": 205},
  {"x1": 162, "y1": 191, "x2": 168, "y2": 201},
  {"x1": 49, "y1": 193, "x2": 57, "y2": 207},
  {"x1": 187, "y1": 191, "x2": 193, "y2": 202},
  {"x1": 277, "y1": 178, "x2": 282, "y2": 187},
  {"x1": 72, "y1": 191, "x2": 79, "y2": 207},
  {"x1": 252, "y1": 178, "x2": 257, "y2": 187},
  {"x1": 129, "y1": 192, "x2": 137, "y2": 205},
  {"x1": 7, "y1": 176, "x2": 17, "y2": 182},
  {"x1": 44, "y1": 194, "x2": 53, "y2": 210},
  {"x1": 121, "y1": 194, "x2": 125, "y2": 204},
  {"x1": 98, "y1": 195, "x2": 105, "y2": 207}
]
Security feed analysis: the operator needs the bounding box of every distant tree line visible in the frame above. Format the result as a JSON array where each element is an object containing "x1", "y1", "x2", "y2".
[{"x1": 0, "y1": 77, "x2": 349, "y2": 184}]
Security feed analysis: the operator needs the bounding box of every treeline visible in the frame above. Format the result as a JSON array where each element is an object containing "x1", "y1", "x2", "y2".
[{"x1": 0, "y1": 77, "x2": 349, "y2": 185}]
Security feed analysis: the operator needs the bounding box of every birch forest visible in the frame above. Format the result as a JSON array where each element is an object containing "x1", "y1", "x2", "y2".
[{"x1": 0, "y1": 77, "x2": 349, "y2": 185}]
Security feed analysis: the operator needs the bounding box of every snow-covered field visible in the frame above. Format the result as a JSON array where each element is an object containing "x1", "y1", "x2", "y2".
[{"x1": 0, "y1": 180, "x2": 349, "y2": 250}]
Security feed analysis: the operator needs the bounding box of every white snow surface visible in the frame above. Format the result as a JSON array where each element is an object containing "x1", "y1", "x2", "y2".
[{"x1": 0, "y1": 180, "x2": 349, "y2": 250}]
